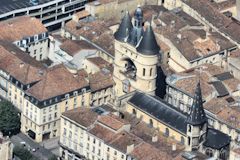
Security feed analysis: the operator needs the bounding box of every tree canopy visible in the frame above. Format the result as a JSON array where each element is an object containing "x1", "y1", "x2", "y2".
[
  {"x1": 13, "y1": 145, "x2": 38, "y2": 160},
  {"x1": 0, "y1": 100, "x2": 21, "y2": 136}
]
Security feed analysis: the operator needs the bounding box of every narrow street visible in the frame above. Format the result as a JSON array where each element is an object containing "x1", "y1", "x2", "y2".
[{"x1": 11, "y1": 133, "x2": 57, "y2": 160}]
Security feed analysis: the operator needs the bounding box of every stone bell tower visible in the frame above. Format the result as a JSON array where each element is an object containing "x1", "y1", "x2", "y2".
[{"x1": 113, "y1": 7, "x2": 161, "y2": 98}]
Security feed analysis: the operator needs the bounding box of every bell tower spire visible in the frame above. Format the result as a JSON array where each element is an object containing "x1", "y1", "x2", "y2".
[{"x1": 186, "y1": 82, "x2": 208, "y2": 151}]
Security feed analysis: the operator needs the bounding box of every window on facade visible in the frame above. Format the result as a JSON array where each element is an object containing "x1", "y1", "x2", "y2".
[
  {"x1": 206, "y1": 149, "x2": 213, "y2": 157},
  {"x1": 143, "y1": 68, "x2": 146, "y2": 76},
  {"x1": 63, "y1": 128, "x2": 66, "y2": 136},
  {"x1": 69, "y1": 131, "x2": 72, "y2": 139},
  {"x1": 181, "y1": 137, "x2": 185, "y2": 145},
  {"x1": 149, "y1": 119, "x2": 153, "y2": 128},
  {"x1": 150, "y1": 68, "x2": 153, "y2": 76},
  {"x1": 107, "y1": 147, "x2": 110, "y2": 152},
  {"x1": 48, "y1": 123, "x2": 50, "y2": 129},
  {"x1": 165, "y1": 128, "x2": 169, "y2": 137},
  {"x1": 114, "y1": 151, "x2": 117, "y2": 155},
  {"x1": 188, "y1": 125, "x2": 191, "y2": 132},
  {"x1": 132, "y1": 109, "x2": 136, "y2": 116},
  {"x1": 43, "y1": 116, "x2": 46, "y2": 123},
  {"x1": 93, "y1": 138, "x2": 96, "y2": 144},
  {"x1": 188, "y1": 137, "x2": 191, "y2": 146},
  {"x1": 34, "y1": 49, "x2": 37, "y2": 55},
  {"x1": 220, "y1": 150, "x2": 226, "y2": 160},
  {"x1": 98, "y1": 149, "x2": 101, "y2": 156}
]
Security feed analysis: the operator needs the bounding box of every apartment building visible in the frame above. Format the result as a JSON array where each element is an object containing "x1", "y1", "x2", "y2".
[
  {"x1": 0, "y1": 42, "x2": 45, "y2": 111},
  {"x1": 62, "y1": 18, "x2": 116, "y2": 63},
  {"x1": 0, "y1": 16, "x2": 49, "y2": 61},
  {"x1": 49, "y1": 37, "x2": 99, "y2": 69},
  {"x1": 165, "y1": 64, "x2": 240, "y2": 146},
  {"x1": 0, "y1": 132, "x2": 13, "y2": 160},
  {"x1": 59, "y1": 106, "x2": 187, "y2": 160},
  {"x1": 0, "y1": 0, "x2": 92, "y2": 30},
  {"x1": 85, "y1": 0, "x2": 158, "y2": 20}
]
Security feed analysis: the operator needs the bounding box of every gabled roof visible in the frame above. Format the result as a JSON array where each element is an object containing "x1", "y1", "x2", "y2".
[
  {"x1": 26, "y1": 65, "x2": 89, "y2": 101},
  {"x1": 186, "y1": 82, "x2": 207, "y2": 126},
  {"x1": 128, "y1": 91, "x2": 187, "y2": 134},
  {"x1": 136, "y1": 25, "x2": 160, "y2": 56},
  {"x1": 0, "y1": 16, "x2": 47, "y2": 42},
  {"x1": 114, "y1": 11, "x2": 133, "y2": 42}
]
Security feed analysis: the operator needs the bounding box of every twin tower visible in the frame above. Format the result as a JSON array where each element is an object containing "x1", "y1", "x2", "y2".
[{"x1": 113, "y1": 6, "x2": 161, "y2": 97}]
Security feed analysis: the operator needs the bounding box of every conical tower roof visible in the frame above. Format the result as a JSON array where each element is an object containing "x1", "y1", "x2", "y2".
[
  {"x1": 186, "y1": 82, "x2": 207, "y2": 125},
  {"x1": 114, "y1": 11, "x2": 133, "y2": 42},
  {"x1": 136, "y1": 25, "x2": 160, "y2": 55}
]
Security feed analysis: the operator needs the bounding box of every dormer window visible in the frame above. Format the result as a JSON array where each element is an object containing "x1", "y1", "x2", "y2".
[
  {"x1": 65, "y1": 94, "x2": 69, "y2": 99},
  {"x1": 34, "y1": 35, "x2": 38, "y2": 41},
  {"x1": 82, "y1": 88, "x2": 86, "y2": 93},
  {"x1": 74, "y1": 91, "x2": 78, "y2": 96}
]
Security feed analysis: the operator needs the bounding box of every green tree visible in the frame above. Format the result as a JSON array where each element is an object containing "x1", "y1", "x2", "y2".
[
  {"x1": 0, "y1": 100, "x2": 21, "y2": 136},
  {"x1": 13, "y1": 145, "x2": 38, "y2": 160}
]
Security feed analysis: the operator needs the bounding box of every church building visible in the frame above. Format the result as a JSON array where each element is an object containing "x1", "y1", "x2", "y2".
[
  {"x1": 113, "y1": 6, "x2": 160, "y2": 97},
  {"x1": 114, "y1": 6, "x2": 232, "y2": 160}
]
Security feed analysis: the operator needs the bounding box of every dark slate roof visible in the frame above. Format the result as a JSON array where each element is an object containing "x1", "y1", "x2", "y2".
[
  {"x1": 128, "y1": 91, "x2": 188, "y2": 134},
  {"x1": 136, "y1": 25, "x2": 160, "y2": 55},
  {"x1": 210, "y1": 81, "x2": 229, "y2": 97},
  {"x1": 114, "y1": 11, "x2": 133, "y2": 42},
  {"x1": 127, "y1": 26, "x2": 144, "y2": 46},
  {"x1": 214, "y1": 72, "x2": 234, "y2": 81},
  {"x1": 203, "y1": 128, "x2": 231, "y2": 150},
  {"x1": 186, "y1": 82, "x2": 207, "y2": 126},
  {"x1": 134, "y1": 6, "x2": 143, "y2": 20}
]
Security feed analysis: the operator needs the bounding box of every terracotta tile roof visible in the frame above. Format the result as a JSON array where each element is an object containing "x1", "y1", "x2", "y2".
[
  {"x1": 89, "y1": 71, "x2": 114, "y2": 92},
  {"x1": 154, "y1": 8, "x2": 233, "y2": 61},
  {"x1": 0, "y1": 44, "x2": 45, "y2": 85},
  {"x1": 184, "y1": 0, "x2": 240, "y2": 43},
  {"x1": 222, "y1": 78, "x2": 240, "y2": 93},
  {"x1": 86, "y1": 57, "x2": 110, "y2": 69},
  {"x1": 216, "y1": 106, "x2": 240, "y2": 129},
  {"x1": 26, "y1": 64, "x2": 89, "y2": 101},
  {"x1": 107, "y1": 131, "x2": 142, "y2": 153},
  {"x1": 74, "y1": 10, "x2": 90, "y2": 20},
  {"x1": 64, "y1": 20, "x2": 115, "y2": 56},
  {"x1": 98, "y1": 114, "x2": 128, "y2": 131},
  {"x1": 130, "y1": 120, "x2": 185, "y2": 158},
  {"x1": 204, "y1": 97, "x2": 229, "y2": 115},
  {"x1": 62, "y1": 107, "x2": 98, "y2": 128},
  {"x1": 174, "y1": 72, "x2": 214, "y2": 98},
  {"x1": 0, "y1": 16, "x2": 47, "y2": 42},
  {"x1": 172, "y1": 64, "x2": 236, "y2": 98},
  {"x1": 89, "y1": 124, "x2": 115, "y2": 142},
  {"x1": 130, "y1": 142, "x2": 172, "y2": 160},
  {"x1": 60, "y1": 40, "x2": 96, "y2": 56}
]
